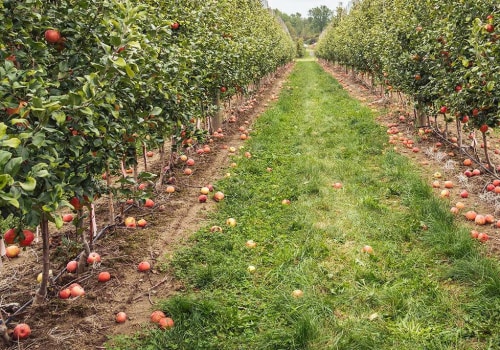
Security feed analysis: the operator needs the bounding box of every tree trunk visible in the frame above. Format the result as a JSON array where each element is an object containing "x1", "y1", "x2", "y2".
[
  {"x1": 210, "y1": 90, "x2": 223, "y2": 133},
  {"x1": 34, "y1": 215, "x2": 50, "y2": 305}
]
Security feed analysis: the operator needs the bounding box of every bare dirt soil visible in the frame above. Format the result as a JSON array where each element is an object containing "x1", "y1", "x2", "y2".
[{"x1": 0, "y1": 63, "x2": 293, "y2": 350}]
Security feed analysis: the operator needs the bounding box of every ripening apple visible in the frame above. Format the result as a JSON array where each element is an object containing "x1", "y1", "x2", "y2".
[
  {"x1": 98, "y1": 271, "x2": 111, "y2": 282},
  {"x1": 213, "y1": 191, "x2": 225, "y2": 202},
  {"x1": 87, "y1": 252, "x2": 101, "y2": 264},
  {"x1": 44, "y1": 29, "x2": 61, "y2": 43},
  {"x1": 247, "y1": 265, "x2": 256, "y2": 273},
  {"x1": 361, "y1": 245, "x2": 374, "y2": 254},
  {"x1": 166, "y1": 185, "x2": 176, "y2": 194},
  {"x1": 226, "y1": 218, "x2": 237, "y2": 227},
  {"x1": 62, "y1": 214, "x2": 74, "y2": 223},
  {"x1": 151, "y1": 310, "x2": 166, "y2": 324},
  {"x1": 291, "y1": 289, "x2": 304, "y2": 298},
  {"x1": 245, "y1": 240, "x2": 257, "y2": 248},
  {"x1": 159, "y1": 317, "x2": 175, "y2": 329},
  {"x1": 282, "y1": 199, "x2": 291, "y2": 205},
  {"x1": 115, "y1": 311, "x2": 127, "y2": 323},
  {"x1": 125, "y1": 216, "x2": 136, "y2": 228},
  {"x1": 70, "y1": 285, "x2": 85, "y2": 297},
  {"x1": 5, "y1": 245, "x2": 20, "y2": 258},
  {"x1": 59, "y1": 288, "x2": 71, "y2": 299},
  {"x1": 12, "y1": 323, "x2": 31, "y2": 340},
  {"x1": 137, "y1": 219, "x2": 147, "y2": 227},
  {"x1": 179, "y1": 154, "x2": 188, "y2": 162},
  {"x1": 138, "y1": 261, "x2": 151, "y2": 272},
  {"x1": 200, "y1": 187, "x2": 210, "y2": 195},
  {"x1": 66, "y1": 260, "x2": 78, "y2": 273}
]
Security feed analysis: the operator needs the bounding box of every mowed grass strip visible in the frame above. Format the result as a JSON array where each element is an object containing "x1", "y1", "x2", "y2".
[{"x1": 107, "y1": 61, "x2": 500, "y2": 350}]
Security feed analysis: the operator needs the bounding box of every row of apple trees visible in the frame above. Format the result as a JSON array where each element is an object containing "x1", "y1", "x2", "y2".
[
  {"x1": 0, "y1": 0, "x2": 295, "y2": 303},
  {"x1": 316, "y1": 0, "x2": 499, "y2": 166}
]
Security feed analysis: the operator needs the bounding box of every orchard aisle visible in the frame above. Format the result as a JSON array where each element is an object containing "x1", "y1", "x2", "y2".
[{"x1": 108, "y1": 61, "x2": 500, "y2": 349}]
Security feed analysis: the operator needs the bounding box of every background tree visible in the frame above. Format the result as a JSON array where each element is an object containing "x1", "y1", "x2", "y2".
[{"x1": 308, "y1": 5, "x2": 333, "y2": 33}]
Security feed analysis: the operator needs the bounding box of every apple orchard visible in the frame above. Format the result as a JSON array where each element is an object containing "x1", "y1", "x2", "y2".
[
  {"x1": 0, "y1": 0, "x2": 294, "y2": 343},
  {"x1": 317, "y1": 0, "x2": 500, "y2": 169}
]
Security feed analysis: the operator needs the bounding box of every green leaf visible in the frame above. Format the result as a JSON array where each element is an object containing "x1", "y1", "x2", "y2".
[
  {"x1": 113, "y1": 57, "x2": 127, "y2": 67},
  {"x1": 19, "y1": 177, "x2": 36, "y2": 191},
  {"x1": 52, "y1": 110, "x2": 66, "y2": 126},
  {"x1": 0, "y1": 174, "x2": 13, "y2": 190},
  {"x1": 1, "y1": 138, "x2": 21, "y2": 148},
  {"x1": 54, "y1": 215, "x2": 63, "y2": 229},
  {"x1": 125, "y1": 64, "x2": 135, "y2": 78},
  {"x1": 0, "y1": 150, "x2": 13, "y2": 168},
  {"x1": 150, "y1": 106, "x2": 163, "y2": 116},
  {"x1": 0, "y1": 192, "x2": 19, "y2": 208},
  {"x1": 4, "y1": 157, "x2": 22, "y2": 177},
  {"x1": 0, "y1": 123, "x2": 7, "y2": 138}
]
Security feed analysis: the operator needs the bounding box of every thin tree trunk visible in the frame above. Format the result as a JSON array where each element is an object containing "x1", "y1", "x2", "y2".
[
  {"x1": 106, "y1": 162, "x2": 114, "y2": 225},
  {"x1": 34, "y1": 215, "x2": 50, "y2": 305},
  {"x1": 482, "y1": 131, "x2": 493, "y2": 169},
  {"x1": 142, "y1": 143, "x2": 148, "y2": 172},
  {"x1": 156, "y1": 141, "x2": 166, "y2": 191}
]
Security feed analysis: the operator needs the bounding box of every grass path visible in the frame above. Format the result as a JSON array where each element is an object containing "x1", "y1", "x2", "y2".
[{"x1": 108, "y1": 61, "x2": 500, "y2": 349}]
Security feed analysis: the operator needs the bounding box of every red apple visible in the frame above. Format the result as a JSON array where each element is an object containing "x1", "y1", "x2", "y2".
[
  {"x1": 186, "y1": 158, "x2": 195, "y2": 166},
  {"x1": 98, "y1": 271, "x2": 111, "y2": 282},
  {"x1": 115, "y1": 311, "x2": 127, "y2": 323},
  {"x1": 460, "y1": 190, "x2": 469, "y2": 198},
  {"x1": 70, "y1": 285, "x2": 85, "y2": 297},
  {"x1": 199, "y1": 194, "x2": 208, "y2": 203},
  {"x1": 151, "y1": 310, "x2": 166, "y2": 323},
  {"x1": 138, "y1": 261, "x2": 151, "y2": 272},
  {"x1": 137, "y1": 219, "x2": 147, "y2": 227},
  {"x1": 125, "y1": 216, "x2": 136, "y2": 228},
  {"x1": 144, "y1": 198, "x2": 155, "y2": 208},
  {"x1": 66, "y1": 260, "x2": 78, "y2": 273},
  {"x1": 87, "y1": 252, "x2": 101, "y2": 264},
  {"x1": 146, "y1": 151, "x2": 154, "y2": 157},
  {"x1": 59, "y1": 288, "x2": 71, "y2": 299},
  {"x1": 159, "y1": 317, "x2": 175, "y2": 329},
  {"x1": 12, "y1": 323, "x2": 31, "y2": 340},
  {"x1": 44, "y1": 29, "x2": 61, "y2": 43},
  {"x1": 213, "y1": 191, "x2": 225, "y2": 202}
]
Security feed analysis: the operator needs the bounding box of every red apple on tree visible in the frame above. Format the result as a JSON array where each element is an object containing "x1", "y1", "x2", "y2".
[{"x1": 44, "y1": 29, "x2": 61, "y2": 43}]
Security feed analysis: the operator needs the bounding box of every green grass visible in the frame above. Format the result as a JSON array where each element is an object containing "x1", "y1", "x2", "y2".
[{"x1": 106, "y1": 61, "x2": 500, "y2": 349}]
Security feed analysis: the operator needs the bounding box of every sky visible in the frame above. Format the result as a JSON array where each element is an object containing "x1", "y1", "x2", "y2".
[{"x1": 266, "y1": 0, "x2": 344, "y2": 17}]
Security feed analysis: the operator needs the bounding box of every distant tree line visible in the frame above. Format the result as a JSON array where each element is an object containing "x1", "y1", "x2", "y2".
[{"x1": 274, "y1": 4, "x2": 345, "y2": 56}]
